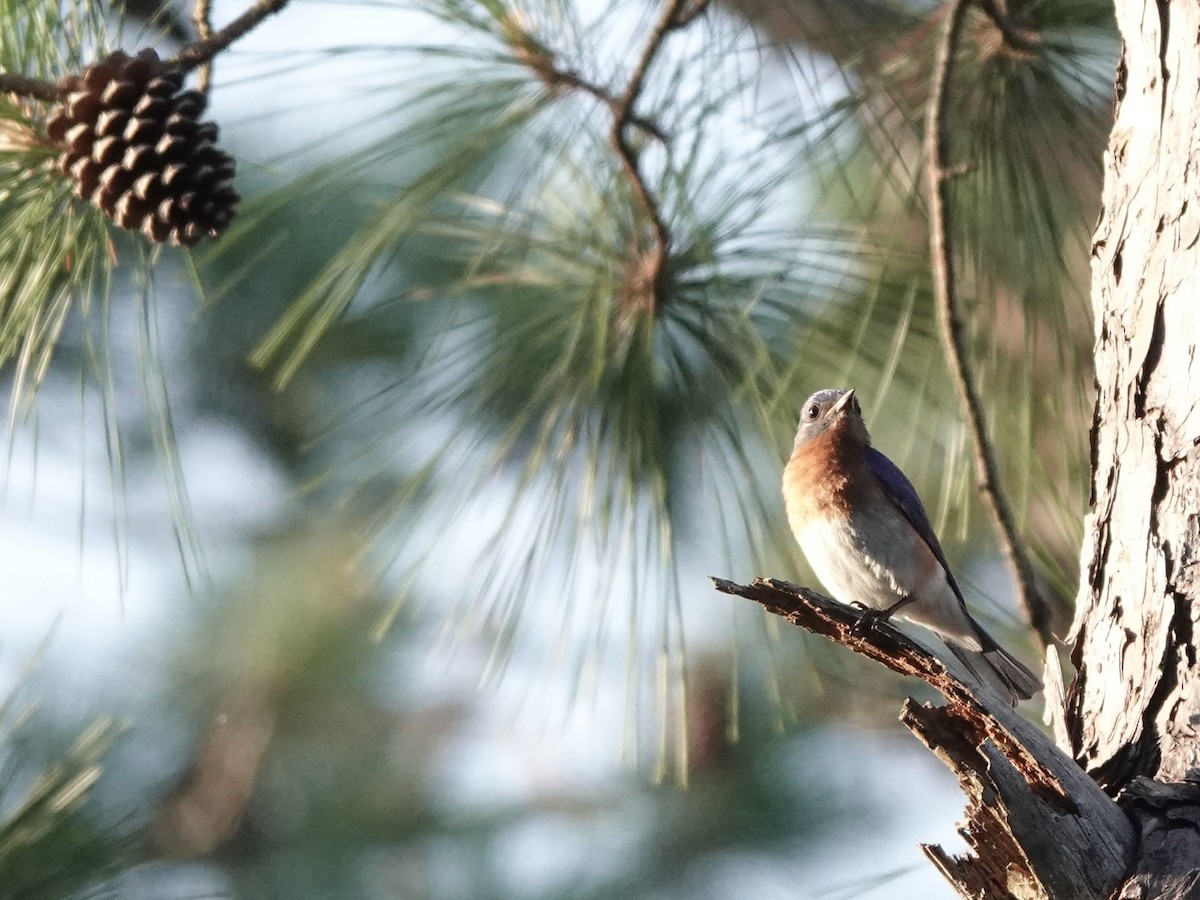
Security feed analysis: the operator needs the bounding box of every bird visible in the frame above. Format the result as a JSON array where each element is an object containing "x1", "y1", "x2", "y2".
[{"x1": 782, "y1": 388, "x2": 1041, "y2": 704}]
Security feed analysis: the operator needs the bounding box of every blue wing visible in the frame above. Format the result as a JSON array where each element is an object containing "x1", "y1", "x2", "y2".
[{"x1": 863, "y1": 447, "x2": 966, "y2": 604}]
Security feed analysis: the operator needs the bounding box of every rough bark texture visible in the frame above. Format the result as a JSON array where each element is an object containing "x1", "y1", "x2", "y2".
[
  {"x1": 713, "y1": 578, "x2": 1134, "y2": 898},
  {"x1": 1064, "y1": 0, "x2": 1200, "y2": 892},
  {"x1": 1069, "y1": 0, "x2": 1200, "y2": 794}
]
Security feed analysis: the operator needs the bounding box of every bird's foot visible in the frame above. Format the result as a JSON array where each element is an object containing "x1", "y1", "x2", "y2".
[
  {"x1": 848, "y1": 596, "x2": 914, "y2": 636},
  {"x1": 849, "y1": 604, "x2": 889, "y2": 636}
]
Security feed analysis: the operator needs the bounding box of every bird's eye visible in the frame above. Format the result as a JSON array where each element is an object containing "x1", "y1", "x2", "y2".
[{"x1": 804, "y1": 404, "x2": 820, "y2": 421}]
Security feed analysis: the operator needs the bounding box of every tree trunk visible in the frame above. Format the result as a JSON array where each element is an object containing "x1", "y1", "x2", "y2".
[{"x1": 1066, "y1": 0, "x2": 1200, "y2": 892}]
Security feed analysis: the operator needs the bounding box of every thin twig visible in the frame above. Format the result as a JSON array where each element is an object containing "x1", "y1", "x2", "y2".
[
  {"x1": 607, "y1": 0, "x2": 699, "y2": 314},
  {"x1": 505, "y1": 0, "x2": 709, "y2": 307},
  {"x1": 192, "y1": 0, "x2": 215, "y2": 93},
  {"x1": 168, "y1": 0, "x2": 290, "y2": 72},
  {"x1": 0, "y1": 72, "x2": 62, "y2": 103},
  {"x1": 0, "y1": 0, "x2": 281, "y2": 103},
  {"x1": 508, "y1": 26, "x2": 668, "y2": 142},
  {"x1": 546, "y1": 65, "x2": 667, "y2": 143},
  {"x1": 925, "y1": 0, "x2": 1054, "y2": 648}
]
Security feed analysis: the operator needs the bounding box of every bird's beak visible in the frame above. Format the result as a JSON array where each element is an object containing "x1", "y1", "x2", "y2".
[{"x1": 832, "y1": 389, "x2": 856, "y2": 415}]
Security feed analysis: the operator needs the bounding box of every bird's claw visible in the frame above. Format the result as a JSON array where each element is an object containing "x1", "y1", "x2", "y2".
[
  {"x1": 849, "y1": 604, "x2": 891, "y2": 636},
  {"x1": 848, "y1": 596, "x2": 913, "y2": 636}
]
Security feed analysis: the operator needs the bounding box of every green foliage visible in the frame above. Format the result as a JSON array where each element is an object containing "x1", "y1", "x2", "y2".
[
  {"x1": 187, "y1": 0, "x2": 1120, "y2": 777},
  {"x1": 0, "y1": 0, "x2": 126, "y2": 410},
  {"x1": 0, "y1": 710, "x2": 126, "y2": 899}
]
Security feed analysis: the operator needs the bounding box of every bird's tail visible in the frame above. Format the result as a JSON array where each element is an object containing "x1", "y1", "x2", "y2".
[{"x1": 946, "y1": 640, "x2": 1041, "y2": 705}]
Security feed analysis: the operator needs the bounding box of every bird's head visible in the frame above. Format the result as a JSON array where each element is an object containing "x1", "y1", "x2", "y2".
[{"x1": 791, "y1": 388, "x2": 870, "y2": 453}]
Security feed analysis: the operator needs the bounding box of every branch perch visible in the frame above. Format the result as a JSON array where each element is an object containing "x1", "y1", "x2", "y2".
[
  {"x1": 925, "y1": 0, "x2": 1054, "y2": 648},
  {"x1": 713, "y1": 576, "x2": 1133, "y2": 899}
]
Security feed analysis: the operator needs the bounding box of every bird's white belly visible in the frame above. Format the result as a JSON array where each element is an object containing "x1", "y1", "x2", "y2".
[{"x1": 796, "y1": 513, "x2": 927, "y2": 611}]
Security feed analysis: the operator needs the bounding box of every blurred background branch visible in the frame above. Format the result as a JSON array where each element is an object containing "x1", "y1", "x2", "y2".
[
  {"x1": 924, "y1": 0, "x2": 1054, "y2": 648},
  {"x1": 167, "y1": 0, "x2": 290, "y2": 71},
  {"x1": 191, "y1": 0, "x2": 214, "y2": 91}
]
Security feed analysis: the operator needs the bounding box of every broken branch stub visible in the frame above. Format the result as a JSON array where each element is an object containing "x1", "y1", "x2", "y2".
[{"x1": 712, "y1": 576, "x2": 1134, "y2": 900}]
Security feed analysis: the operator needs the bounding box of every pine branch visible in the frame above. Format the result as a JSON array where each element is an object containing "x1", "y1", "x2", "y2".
[
  {"x1": 606, "y1": 0, "x2": 711, "y2": 314},
  {"x1": 925, "y1": 0, "x2": 1055, "y2": 649},
  {"x1": 505, "y1": 1, "x2": 709, "y2": 147},
  {"x1": 0, "y1": 0, "x2": 287, "y2": 101},
  {"x1": 168, "y1": 0, "x2": 290, "y2": 72},
  {"x1": 537, "y1": 64, "x2": 668, "y2": 143},
  {"x1": 0, "y1": 72, "x2": 61, "y2": 102}
]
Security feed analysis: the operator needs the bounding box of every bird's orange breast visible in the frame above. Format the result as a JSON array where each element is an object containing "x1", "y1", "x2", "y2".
[{"x1": 782, "y1": 423, "x2": 860, "y2": 528}]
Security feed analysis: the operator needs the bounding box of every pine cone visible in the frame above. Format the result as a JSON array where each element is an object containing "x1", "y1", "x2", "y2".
[{"x1": 46, "y1": 48, "x2": 238, "y2": 247}]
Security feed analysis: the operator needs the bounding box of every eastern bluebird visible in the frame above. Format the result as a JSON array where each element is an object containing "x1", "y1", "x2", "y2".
[{"x1": 783, "y1": 388, "x2": 1040, "y2": 704}]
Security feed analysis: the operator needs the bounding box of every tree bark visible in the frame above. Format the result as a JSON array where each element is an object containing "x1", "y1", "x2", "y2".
[
  {"x1": 1069, "y1": 0, "x2": 1200, "y2": 792},
  {"x1": 1066, "y1": 0, "x2": 1200, "y2": 892}
]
